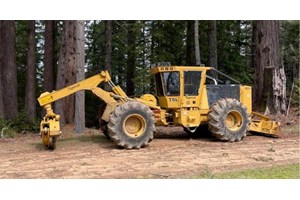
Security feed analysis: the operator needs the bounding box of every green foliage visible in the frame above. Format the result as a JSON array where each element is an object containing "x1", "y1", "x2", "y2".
[
  {"x1": 0, "y1": 111, "x2": 39, "y2": 135},
  {"x1": 15, "y1": 20, "x2": 45, "y2": 117},
  {"x1": 15, "y1": 21, "x2": 28, "y2": 110},
  {"x1": 86, "y1": 20, "x2": 106, "y2": 74},
  {"x1": 191, "y1": 164, "x2": 300, "y2": 179},
  {"x1": 10, "y1": 110, "x2": 40, "y2": 133},
  {"x1": 280, "y1": 21, "x2": 299, "y2": 90},
  {"x1": 291, "y1": 78, "x2": 300, "y2": 113},
  {"x1": 217, "y1": 20, "x2": 253, "y2": 84},
  {"x1": 0, "y1": 118, "x2": 16, "y2": 138},
  {"x1": 150, "y1": 21, "x2": 186, "y2": 65}
]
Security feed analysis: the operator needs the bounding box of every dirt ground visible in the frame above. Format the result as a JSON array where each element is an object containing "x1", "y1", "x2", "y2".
[{"x1": 0, "y1": 122, "x2": 299, "y2": 179}]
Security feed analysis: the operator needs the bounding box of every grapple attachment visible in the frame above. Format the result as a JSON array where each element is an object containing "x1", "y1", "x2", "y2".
[{"x1": 40, "y1": 104, "x2": 61, "y2": 150}]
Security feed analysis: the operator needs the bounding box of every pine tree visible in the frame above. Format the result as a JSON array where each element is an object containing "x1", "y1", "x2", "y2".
[
  {"x1": 186, "y1": 20, "x2": 194, "y2": 65},
  {"x1": 194, "y1": 20, "x2": 201, "y2": 65},
  {"x1": 0, "y1": 21, "x2": 4, "y2": 117},
  {"x1": 55, "y1": 21, "x2": 77, "y2": 124},
  {"x1": 105, "y1": 20, "x2": 112, "y2": 72},
  {"x1": 0, "y1": 21, "x2": 18, "y2": 120},
  {"x1": 74, "y1": 20, "x2": 85, "y2": 133},
  {"x1": 25, "y1": 20, "x2": 36, "y2": 123},
  {"x1": 253, "y1": 20, "x2": 286, "y2": 114},
  {"x1": 126, "y1": 21, "x2": 136, "y2": 96},
  {"x1": 43, "y1": 20, "x2": 55, "y2": 92},
  {"x1": 208, "y1": 20, "x2": 217, "y2": 69}
]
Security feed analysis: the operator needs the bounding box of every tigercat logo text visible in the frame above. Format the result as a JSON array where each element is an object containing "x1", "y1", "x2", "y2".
[{"x1": 68, "y1": 83, "x2": 80, "y2": 90}]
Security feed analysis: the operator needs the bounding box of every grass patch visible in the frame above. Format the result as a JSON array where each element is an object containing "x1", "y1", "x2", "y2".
[{"x1": 191, "y1": 164, "x2": 300, "y2": 179}]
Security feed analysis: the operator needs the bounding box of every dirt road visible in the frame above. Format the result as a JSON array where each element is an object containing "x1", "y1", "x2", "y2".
[{"x1": 0, "y1": 126, "x2": 299, "y2": 178}]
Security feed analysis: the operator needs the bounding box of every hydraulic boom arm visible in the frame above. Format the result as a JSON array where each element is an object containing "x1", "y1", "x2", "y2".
[
  {"x1": 37, "y1": 70, "x2": 128, "y2": 150},
  {"x1": 38, "y1": 70, "x2": 125, "y2": 107}
]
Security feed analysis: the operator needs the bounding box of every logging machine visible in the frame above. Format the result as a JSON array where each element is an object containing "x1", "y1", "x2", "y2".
[{"x1": 38, "y1": 64, "x2": 281, "y2": 150}]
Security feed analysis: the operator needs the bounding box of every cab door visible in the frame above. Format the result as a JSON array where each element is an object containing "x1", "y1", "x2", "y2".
[
  {"x1": 178, "y1": 70, "x2": 202, "y2": 127},
  {"x1": 182, "y1": 70, "x2": 202, "y2": 107}
]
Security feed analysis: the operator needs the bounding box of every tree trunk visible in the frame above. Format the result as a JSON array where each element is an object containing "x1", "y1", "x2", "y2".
[
  {"x1": 194, "y1": 20, "x2": 201, "y2": 65},
  {"x1": 74, "y1": 20, "x2": 85, "y2": 134},
  {"x1": 105, "y1": 20, "x2": 112, "y2": 72},
  {"x1": 0, "y1": 21, "x2": 4, "y2": 117},
  {"x1": 208, "y1": 20, "x2": 218, "y2": 69},
  {"x1": 253, "y1": 20, "x2": 286, "y2": 114},
  {"x1": 126, "y1": 21, "x2": 136, "y2": 96},
  {"x1": 55, "y1": 21, "x2": 77, "y2": 124},
  {"x1": 0, "y1": 21, "x2": 18, "y2": 120},
  {"x1": 25, "y1": 20, "x2": 36, "y2": 123},
  {"x1": 186, "y1": 20, "x2": 194, "y2": 65},
  {"x1": 43, "y1": 20, "x2": 55, "y2": 92}
]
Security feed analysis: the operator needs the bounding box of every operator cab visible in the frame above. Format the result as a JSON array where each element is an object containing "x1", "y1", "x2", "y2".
[{"x1": 151, "y1": 66, "x2": 210, "y2": 109}]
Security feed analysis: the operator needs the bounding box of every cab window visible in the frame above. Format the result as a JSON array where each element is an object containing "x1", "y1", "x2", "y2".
[{"x1": 184, "y1": 71, "x2": 202, "y2": 96}]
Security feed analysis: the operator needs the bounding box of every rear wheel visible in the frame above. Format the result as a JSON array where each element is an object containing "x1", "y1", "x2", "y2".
[
  {"x1": 208, "y1": 98, "x2": 250, "y2": 142},
  {"x1": 107, "y1": 101, "x2": 156, "y2": 149}
]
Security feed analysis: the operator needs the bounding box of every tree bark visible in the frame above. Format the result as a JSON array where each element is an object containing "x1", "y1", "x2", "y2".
[
  {"x1": 194, "y1": 20, "x2": 201, "y2": 66},
  {"x1": 253, "y1": 20, "x2": 286, "y2": 114},
  {"x1": 74, "y1": 20, "x2": 85, "y2": 134},
  {"x1": 25, "y1": 20, "x2": 36, "y2": 123},
  {"x1": 208, "y1": 20, "x2": 218, "y2": 69},
  {"x1": 186, "y1": 20, "x2": 194, "y2": 66},
  {"x1": 0, "y1": 21, "x2": 4, "y2": 117},
  {"x1": 105, "y1": 20, "x2": 112, "y2": 72},
  {"x1": 126, "y1": 21, "x2": 136, "y2": 96},
  {"x1": 43, "y1": 20, "x2": 55, "y2": 92},
  {"x1": 0, "y1": 21, "x2": 18, "y2": 120},
  {"x1": 55, "y1": 21, "x2": 77, "y2": 124}
]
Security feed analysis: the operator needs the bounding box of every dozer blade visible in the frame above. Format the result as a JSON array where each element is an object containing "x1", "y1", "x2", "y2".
[{"x1": 249, "y1": 112, "x2": 282, "y2": 138}]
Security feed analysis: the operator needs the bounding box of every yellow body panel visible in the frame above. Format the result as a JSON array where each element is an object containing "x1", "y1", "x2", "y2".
[
  {"x1": 177, "y1": 108, "x2": 201, "y2": 127},
  {"x1": 240, "y1": 85, "x2": 252, "y2": 114}
]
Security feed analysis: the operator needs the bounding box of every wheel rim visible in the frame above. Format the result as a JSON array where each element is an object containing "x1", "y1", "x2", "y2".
[
  {"x1": 123, "y1": 114, "x2": 146, "y2": 138},
  {"x1": 225, "y1": 110, "x2": 243, "y2": 131},
  {"x1": 42, "y1": 127, "x2": 50, "y2": 146}
]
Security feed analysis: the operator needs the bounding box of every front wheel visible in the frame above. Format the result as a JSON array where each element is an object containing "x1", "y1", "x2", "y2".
[
  {"x1": 107, "y1": 101, "x2": 156, "y2": 149},
  {"x1": 41, "y1": 127, "x2": 57, "y2": 150},
  {"x1": 208, "y1": 98, "x2": 250, "y2": 142}
]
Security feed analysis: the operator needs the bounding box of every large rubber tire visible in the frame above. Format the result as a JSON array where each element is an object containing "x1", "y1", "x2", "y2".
[
  {"x1": 107, "y1": 101, "x2": 156, "y2": 149},
  {"x1": 98, "y1": 103, "x2": 110, "y2": 139},
  {"x1": 101, "y1": 122, "x2": 111, "y2": 139},
  {"x1": 208, "y1": 98, "x2": 250, "y2": 142}
]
